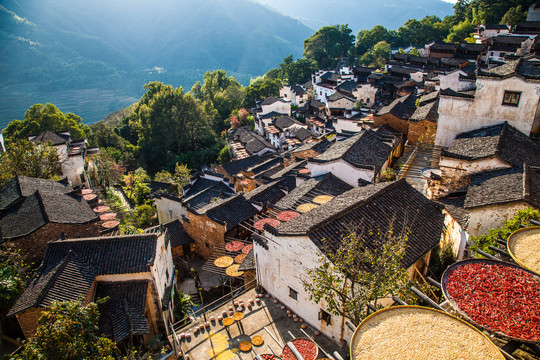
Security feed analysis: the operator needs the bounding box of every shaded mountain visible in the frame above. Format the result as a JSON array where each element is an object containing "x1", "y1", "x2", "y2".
[
  {"x1": 256, "y1": 0, "x2": 453, "y2": 32},
  {"x1": 0, "y1": 0, "x2": 312, "y2": 128}
]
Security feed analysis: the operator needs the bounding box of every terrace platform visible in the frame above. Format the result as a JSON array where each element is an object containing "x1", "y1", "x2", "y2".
[{"x1": 172, "y1": 288, "x2": 346, "y2": 360}]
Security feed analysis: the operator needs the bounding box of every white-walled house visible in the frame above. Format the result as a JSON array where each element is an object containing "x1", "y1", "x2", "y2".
[
  {"x1": 255, "y1": 179, "x2": 460, "y2": 345},
  {"x1": 29, "y1": 130, "x2": 98, "y2": 187},
  {"x1": 435, "y1": 57, "x2": 540, "y2": 147},
  {"x1": 439, "y1": 69, "x2": 476, "y2": 92},
  {"x1": 439, "y1": 122, "x2": 540, "y2": 180},
  {"x1": 258, "y1": 97, "x2": 291, "y2": 117},
  {"x1": 353, "y1": 83, "x2": 378, "y2": 107},
  {"x1": 8, "y1": 232, "x2": 174, "y2": 343},
  {"x1": 280, "y1": 85, "x2": 308, "y2": 106},
  {"x1": 308, "y1": 130, "x2": 394, "y2": 186}
]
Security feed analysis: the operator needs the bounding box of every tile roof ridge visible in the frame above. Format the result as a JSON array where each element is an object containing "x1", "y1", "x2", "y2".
[
  {"x1": 51, "y1": 233, "x2": 158, "y2": 243},
  {"x1": 308, "y1": 179, "x2": 406, "y2": 234},
  {"x1": 33, "y1": 190, "x2": 50, "y2": 223},
  {"x1": 494, "y1": 121, "x2": 509, "y2": 157}
]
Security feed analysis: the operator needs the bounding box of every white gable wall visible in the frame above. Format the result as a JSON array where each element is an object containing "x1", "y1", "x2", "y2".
[
  {"x1": 308, "y1": 160, "x2": 374, "y2": 186},
  {"x1": 435, "y1": 76, "x2": 540, "y2": 147}
]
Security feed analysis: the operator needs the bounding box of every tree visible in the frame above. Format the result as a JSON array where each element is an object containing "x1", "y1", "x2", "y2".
[
  {"x1": 360, "y1": 41, "x2": 391, "y2": 69},
  {"x1": 304, "y1": 24, "x2": 355, "y2": 68},
  {"x1": 15, "y1": 300, "x2": 116, "y2": 360},
  {"x1": 408, "y1": 47, "x2": 421, "y2": 57},
  {"x1": 217, "y1": 145, "x2": 232, "y2": 164},
  {"x1": 0, "y1": 140, "x2": 62, "y2": 186},
  {"x1": 304, "y1": 228, "x2": 415, "y2": 326},
  {"x1": 154, "y1": 170, "x2": 173, "y2": 182},
  {"x1": 243, "y1": 77, "x2": 282, "y2": 108},
  {"x1": 356, "y1": 25, "x2": 394, "y2": 55},
  {"x1": 173, "y1": 163, "x2": 192, "y2": 188},
  {"x1": 3, "y1": 103, "x2": 91, "y2": 142},
  {"x1": 501, "y1": 6, "x2": 527, "y2": 29},
  {"x1": 0, "y1": 246, "x2": 28, "y2": 314},
  {"x1": 173, "y1": 291, "x2": 195, "y2": 325},
  {"x1": 445, "y1": 19, "x2": 475, "y2": 43},
  {"x1": 279, "y1": 55, "x2": 318, "y2": 85},
  {"x1": 88, "y1": 150, "x2": 124, "y2": 188}
]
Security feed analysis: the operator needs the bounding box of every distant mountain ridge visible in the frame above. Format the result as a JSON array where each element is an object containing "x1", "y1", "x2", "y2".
[
  {"x1": 0, "y1": 0, "x2": 313, "y2": 127},
  {"x1": 255, "y1": 0, "x2": 453, "y2": 32}
]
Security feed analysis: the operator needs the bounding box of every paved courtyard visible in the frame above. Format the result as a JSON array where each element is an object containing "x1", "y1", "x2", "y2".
[{"x1": 172, "y1": 288, "x2": 347, "y2": 360}]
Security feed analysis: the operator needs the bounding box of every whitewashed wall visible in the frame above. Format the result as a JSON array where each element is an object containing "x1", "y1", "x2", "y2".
[
  {"x1": 467, "y1": 202, "x2": 532, "y2": 236},
  {"x1": 308, "y1": 160, "x2": 374, "y2": 186},
  {"x1": 439, "y1": 156, "x2": 510, "y2": 178}
]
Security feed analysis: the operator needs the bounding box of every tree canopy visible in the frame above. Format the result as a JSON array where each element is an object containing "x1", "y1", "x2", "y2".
[
  {"x1": 3, "y1": 103, "x2": 91, "y2": 143},
  {"x1": 303, "y1": 24, "x2": 355, "y2": 68},
  {"x1": 0, "y1": 140, "x2": 62, "y2": 186},
  {"x1": 304, "y1": 228, "x2": 417, "y2": 326},
  {"x1": 15, "y1": 300, "x2": 116, "y2": 360}
]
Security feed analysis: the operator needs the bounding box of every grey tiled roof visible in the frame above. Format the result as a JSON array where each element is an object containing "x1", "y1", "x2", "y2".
[
  {"x1": 244, "y1": 180, "x2": 286, "y2": 208},
  {"x1": 8, "y1": 251, "x2": 95, "y2": 316},
  {"x1": 30, "y1": 130, "x2": 70, "y2": 145},
  {"x1": 274, "y1": 115, "x2": 302, "y2": 131},
  {"x1": 145, "y1": 220, "x2": 194, "y2": 247},
  {"x1": 273, "y1": 179, "x2": 444, "y2": 269},
  {"x1": 294, "y1": 127, "x2": 314, "y2": 142},
  {"x1": 238, "y1": 249, "x2": 255, "y2": 271},
  {"x1": 376, "y1": 95, "x2": 416, "y2": 119},
  {"x1": 335, "y1": 80, "x2": 358, "y2": 94},
  {"x1": 464, "y1": 165, "x2": 540, "y2": 209},
  {"x1": 194, "y1": 194, "x2": 259, "y2": 230},
  {"x1": 269, "y1": 160, "x2": 307, "y2": 180},
  {"x1": 96, "y1": 281, "x2": 149, "y2": 342},
  {"x1": 220, "y1": 156, "x2": 265, "y2": 177},
  {"x1": 311, "y1": 130, "x2": 392, "y2": 173},
  {"x1": 418, "y1": 91, "x2": 439, "y2": 106},
  {"x1": 0, "y1": 176, "x2": 71, "y2": 210},
  {"x1": 231, "y1": 127, "x2": 275, "y2": 155},
  {"x1": 409, "y1": 101, "x2": 438, "y2": 122},
  {"x1": 442, "y1": 122, "x2": 540, "y2": 167},
  {"x1": 437, "y1": 195, "x2": 470, "y2": 229},
  {"x1": 274, "y1": 173, "x2": 353, "y2": 210},
  {"x1": 478, "y1": 56, "x2": 540, "y2": 80},
  {"x1": 291, "y1": 140, "x2": 332, "y2": 155},
  {"x1": 0, "y1": 191, "x2": 98, "y2": 239}
]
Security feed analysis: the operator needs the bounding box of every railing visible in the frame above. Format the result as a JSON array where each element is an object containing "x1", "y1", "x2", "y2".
[{"x1": 171, "y1": 278, "x2": 257, "y2": 332}]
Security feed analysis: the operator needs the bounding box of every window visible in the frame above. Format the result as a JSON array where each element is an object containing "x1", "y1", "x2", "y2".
[
  {"x1": 502, "y1": 91, "x2": 521, "y2": 107},
  {"x1": 319, "y1": 309, "x2": 332, "y2": 325},
  {"x1": 168, "y1": 208, "x2": 173, "y2": 218},
  {"x1": 367, "y1": 98, "x2": 370, "y2": 103},
  {"x1": 289, "y1": 287, "x2": 298, "y2": 300},
  {"x1": 491, "y1": 51, "x2": 494, "y2": 56}
]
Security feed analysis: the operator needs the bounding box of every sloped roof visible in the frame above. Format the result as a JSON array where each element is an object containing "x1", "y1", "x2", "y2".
[
  {"x1": 274, "y1": 115, "x2": 302, "y2": 131},
  {"x1": 8, "y1": 251, "x2": 95, "y2": 316},
  {"x1": 442, "y1": 122, "x2": 540, "y2": 167},
  {"x1": 294, "y1": 127, "x2": 314, "y2": 142},
  {"x1": 290, "y1": 85, "x2": 306, "y2": 96},
  {"x1": 0, "y1": 191, "x2": 98, "y2": 239},
  {"x1": 238, "y1": 249, "x2": 255, "y2": 271},
  {"x1": 193, "y1": 194, "x2": 259, "y2": 230},
  {"x1": 183, "y1": 181, "x2": 235, "y2": 210},
  {"x1": 244, "y1": 180, "x2": 286, "y2": 208},
  {"x1": 418, "y1": 90, "x2": 439, "y2": 106},
  {"x1": 464, "y1": 165, "x2": 540, "y2": 209},
  {"x1": 232, "y1": 127, "x2": 275, "y2": 155},
  {"x1": 96, "y1": 281, "x2": 149, "y2": 342},
  {"x1": 478, "y1": 56, "x2": 540, "y2": 80},
  {"x1": 274, "y1": 173, "x2": 353, "y2": 210},
  {"x1": 30, "y1": 130, "x2": 70, "y2": 145},
  {"x1": 262, "y1": 97, "x2": 287, "y2": 105},
  {"x1": 311, "y1": 130, "x2": 392, "y2": 173},
  {"x1": 335, "y1": 80, "x2": 358, "y2": 94},
  {"x1": 145, "y1": 220, "x2": 194, "y2": 247},
  {"x1": 273, "y1": 179, "x2": 444, "y2": 269},
  {"x1": 409, "y1": 100, "x2": 439, "y2": 122},
  {"x1": 320, "y1": 71, "x2": 340, "y2": 82},
  {"x1": 327, "y1": 92, "x2": 355, "y2": 103},
  {"x1": 376, "y1": 94, "x2": 416, "y2": 119},
  {"x1": 0, "y1": 176, "x2": 71, "y2": 210},
  {"x1": 220, "y1": 155, "x2": 265, "y2": 176}
]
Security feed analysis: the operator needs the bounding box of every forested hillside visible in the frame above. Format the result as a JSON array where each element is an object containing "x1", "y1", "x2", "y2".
[{"x1": 0, "y1": 0, "x2": 312, "y2": 127}]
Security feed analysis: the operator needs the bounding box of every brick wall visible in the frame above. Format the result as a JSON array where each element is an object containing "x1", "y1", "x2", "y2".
[
  {"x1": 16, "y1": 307, "x2": 43, "y2": 339},
  {"x1": 183, "y1": 213, "x2": 226, "y2": 259},
  {"x1": 408, "y1": 120, "x2": 437, "y2": 145},
  {"x1": 291, "y1": 149, "x2": 319, "y2": 161},
  {"x1": 373, "y1": 113, "x2": 409, "y2": 135},
  {"x1": 8, "y1": 222, "x2": 101, "y2": 267}
]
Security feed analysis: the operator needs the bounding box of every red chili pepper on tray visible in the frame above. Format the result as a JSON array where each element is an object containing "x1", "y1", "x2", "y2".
[{"x1": 445, "y1": 263, "x2": 540, "y2": 341}]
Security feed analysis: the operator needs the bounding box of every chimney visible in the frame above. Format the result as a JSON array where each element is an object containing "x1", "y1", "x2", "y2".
[{"x1": 59, "y1": 231, "x2": 66, "y2": 240}]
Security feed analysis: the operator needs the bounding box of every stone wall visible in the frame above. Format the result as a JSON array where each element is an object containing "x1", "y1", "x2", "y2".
[
  {"x1": 373, "y1": 113, "x2": 409, "y2": 135},
  {"x1": 183, "y1": 213, "x2": 226, "y2": 259},
  {"x1": 8, "y1": 222, "x2": 100, "y2": 267},
  {"x1": 408, "y1": 120, "x2": 437, "y2": 145}
]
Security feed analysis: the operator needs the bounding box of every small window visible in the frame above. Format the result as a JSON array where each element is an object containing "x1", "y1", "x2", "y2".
[
  {"x1": 80, "y1": 173, "x2": 86, "y2": 184},
  {"x1": 502, "y1": 91, "x2": 521, "y2": 107},
  {"x1": 168, "y1": 208, "x2": 173, "y2": 218},
  {"x1": 284, "y1": 94, "x2": 287, "y2": 97},
  {"x1": 491, "y1": 52, "x2": 494, "y2": 56},
  {"x1": 319, "y1": 309, "x2": 332, "y2": 325},
  {"x1": 289, "y1": 287, "x2": 298, "y2": 301},
  {"x1": 367, "y1": 98, "x2": 370, "y2": 103}
]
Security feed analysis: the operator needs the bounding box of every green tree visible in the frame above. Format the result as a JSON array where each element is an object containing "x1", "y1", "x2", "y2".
[
  {"x1": 279, "y1": 55, "x2": 318, "y2": 85},
  {"x1": 0, "y1": 246, "x2": 28, "y2": 314},
  {"x1": 15, "y1": 300, "x2": 116, "y2": 360},
  {"x1": 408, "y1": 47, "x2": 421, "y2": 56},
  {"x1": 501, "y1": 6, "x2": 527, "y2": 29},
  {"x1": 0, "y1": 140, "x2": 62, "y2": 186},
  {"x1": 154, "y1": 170, "x2": 173, "y2": 182},
  {"x1": 88, "y1": 149, "x2": 124, "y2": 188},
  {"x1": 130, "y1": 204, "x2": 156, "y2": 228},
  {"x1": 445, "y1": 19, "x2": 475, "y2": 43},
  {"x1": 217, "y1": 145, "x2": 232, "y2": 164},
  {"x1": 243, "y1": 77, "x2": 282, "y2": 108},
  {"x1": 173, "y1": 291, "x2": 195, "y2": 325},
  {"x1": 3, "y1": 103, "x2": 91, "y2": 142},
  {"x1": 356, "y1": 25, "x2": 395, "y2": 55},
  {"x1": 360, "y1": 41, "x2": 391, "y2": 68},
  {"x1": 173, "y1": 163, "x2": 192, "y2": 188},
  {"x1": 304, "y1": 24, "x2": 355, "y2": 68},
  {"x1": 304, "y1": 228, "x2": 416, "y2": 326}
]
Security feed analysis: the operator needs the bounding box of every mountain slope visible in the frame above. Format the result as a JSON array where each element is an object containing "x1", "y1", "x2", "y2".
[
  {"x1": 0, "y1": 0, "x2": 312, "y2": 127},
  {"x1": 256, "y1": 0, "x2": 453, "y2": 32}
]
